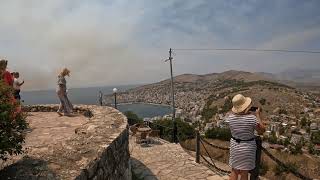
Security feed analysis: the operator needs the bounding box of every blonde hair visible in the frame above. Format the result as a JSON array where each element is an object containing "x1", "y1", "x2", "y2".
[{"x1": 59, "y1": 68, "x2": 70, "y2": 77}]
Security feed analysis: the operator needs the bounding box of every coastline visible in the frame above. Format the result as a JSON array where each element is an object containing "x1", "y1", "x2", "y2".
[{"x1": 115, "y1": 102, "x2": 171, "y2": 107}]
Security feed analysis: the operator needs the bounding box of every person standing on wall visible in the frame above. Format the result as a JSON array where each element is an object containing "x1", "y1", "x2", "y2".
[
  {"x1": 56, "y1": 68, "x2": 73, "y2": 116},
  {"x1": 13, "y1": 72, "x2": 25, "y2": 101},
  {"x1": 99, "y1": 91, "x2": 103, "y2": 106}
]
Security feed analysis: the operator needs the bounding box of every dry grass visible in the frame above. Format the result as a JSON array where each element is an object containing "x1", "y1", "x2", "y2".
[{"x1": 180, "y1": 138, "x2": 320, "y2": 180}]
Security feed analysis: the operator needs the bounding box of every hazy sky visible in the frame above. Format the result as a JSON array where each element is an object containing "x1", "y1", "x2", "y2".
[{"x1": 1, "y1": 0, "x2": 320, "y2": 90}]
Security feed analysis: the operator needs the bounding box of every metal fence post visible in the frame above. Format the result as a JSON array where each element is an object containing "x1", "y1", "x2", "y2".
[
  {"x1": 196, "y1": 130, "x2": 200, "y2": 163},
  {"x1": 250, "y1": 136, "x2": 262, "y2": 180}
]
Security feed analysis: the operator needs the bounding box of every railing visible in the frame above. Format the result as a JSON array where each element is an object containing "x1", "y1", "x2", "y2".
[
  {"x1": 130, "y1": 121, "x2": 315, "y2": 179},
  {"x1": 193, "y1": 131, "x2": 313, "y2": 180}
]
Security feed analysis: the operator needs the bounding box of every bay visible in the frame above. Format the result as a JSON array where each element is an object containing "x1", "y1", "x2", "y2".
[{"x1": 21, "y1": 85, "x2": 171, "y2": 118}]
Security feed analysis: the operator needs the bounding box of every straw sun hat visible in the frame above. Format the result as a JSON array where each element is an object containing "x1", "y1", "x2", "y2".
[
  {"x1": 60, "y1": 68, "x2": 70, "y2": 76},
  {"x1": 232, "y1": 94, "x2": 252, "y2": 113}
]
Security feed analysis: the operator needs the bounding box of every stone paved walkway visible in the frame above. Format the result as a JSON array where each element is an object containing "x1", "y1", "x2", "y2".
[{"x1": 130, "y1": 137, "x2": 229, "y2": 180}]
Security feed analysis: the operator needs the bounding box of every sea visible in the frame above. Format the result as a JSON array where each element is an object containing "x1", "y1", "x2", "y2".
[{"x1": 21, "y1": 85, "x2": 171, "y2": 118}]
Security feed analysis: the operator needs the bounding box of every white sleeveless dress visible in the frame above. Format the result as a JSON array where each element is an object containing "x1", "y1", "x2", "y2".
[{"x1": 225, "y1": 114, "x2": 258, "y2": 170}]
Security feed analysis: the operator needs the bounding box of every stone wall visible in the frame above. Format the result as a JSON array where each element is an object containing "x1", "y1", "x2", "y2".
[{"x1": 24, "y1": 105, "x2": 131, "y2": 180}]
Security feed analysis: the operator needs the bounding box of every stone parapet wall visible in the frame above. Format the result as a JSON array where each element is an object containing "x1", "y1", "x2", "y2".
[
  {"x1": 23, "y1": 104, "x2": 94, "y2": 117},
  {"x1": 23, "y1": 105, "x2": 131, "y2": 180}
]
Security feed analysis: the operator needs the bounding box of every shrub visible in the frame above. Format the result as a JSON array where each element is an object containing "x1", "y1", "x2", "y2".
[
  {"x1": 124, "y1": 111, "x2": 143, "y2": 125},
  {"x1": 274, "y1": 164, "x2": 287, "y2": 175},
  {"x1": 259, "y1": 160, "x2": 269, "y2": 176},
  {"x1": 273, "y1": 162, "x2": 297, "y2": 176},
  {"x1": 308, "y1": 143, "x2": 315, "y2": 154},
  {"x1": 283, "y1": 138, "x2": 290, "y2": 147},
  {"x1": 0, "y1": 82, "x2": 28, "y2": 161},
  {"x1": 289, "y1": 143, "x2": 303, "y2": 155},
  {"x1": 311, "y1": 131, "x2": 320, "y2": 144},
  {"x1": 201, "y1": 106, "x2": 218, "y2": 121},
  {"x1": 150, "y1": 118, "x2": 195, "y2": 142},
  {"x1": 300, "y1": 117, "x2": 307, "y2": 127},
  {"x1": 268, "y1": 131, "x2": 278, "y2": 144},
  {"x1": 219, "y1": 98, "x2": 232, "y2": 114},
  {"x1": 205, "y1": 127, "x2": 231, "y2": 141},
  {"x1": 279, "y1": 109, "x2": 288, "y2": 115}
]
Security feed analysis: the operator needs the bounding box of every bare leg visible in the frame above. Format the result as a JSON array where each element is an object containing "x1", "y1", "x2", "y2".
[
  {"x1": 240, "y1": 170, "x2": 249, "y2": 180},
  {"x1": 230, "y1": 169, "x2": 239, "y2": 180}
]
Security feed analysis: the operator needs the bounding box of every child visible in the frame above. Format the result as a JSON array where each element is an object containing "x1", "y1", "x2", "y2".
[{"x1": 13, "y1": 72, "x2": 24, "y2": 100}]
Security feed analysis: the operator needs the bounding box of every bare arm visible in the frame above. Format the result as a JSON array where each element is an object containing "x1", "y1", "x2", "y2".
[
  {"x1": 19, "y1": 80, "x2": 24, "y2": 86},
  {"x1": 255, "y1": 108, "x2": 266, "y2": 135}
]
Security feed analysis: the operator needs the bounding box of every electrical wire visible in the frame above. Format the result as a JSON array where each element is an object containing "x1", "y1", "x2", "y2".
[{"x1": 173, "y1": 48, "x2": 320, "y2": 54}]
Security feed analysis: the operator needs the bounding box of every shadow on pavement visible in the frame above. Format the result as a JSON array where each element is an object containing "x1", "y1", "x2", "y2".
[
  {"x1": 0, "y1": 156, "x2": 58, "y2": 180},
  {"x1": 131, "y1": 157, "x2": 158, "y2": 180}
]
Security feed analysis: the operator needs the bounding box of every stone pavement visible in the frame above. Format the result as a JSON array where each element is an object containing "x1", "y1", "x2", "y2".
[
  {"x1": 130, "y1": 137, "x2": 229, "y2": 180},
  {"x1": 0, "y1": 106, "x2": 130, "y2": 179},
  {"x1": 0, "y1": 112, "x2": 87, "y2": 169}
]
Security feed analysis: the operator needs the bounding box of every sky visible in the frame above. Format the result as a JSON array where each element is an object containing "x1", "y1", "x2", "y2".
[{"x1": 0, "y1": 0, "x2": 320, "y2": 90}]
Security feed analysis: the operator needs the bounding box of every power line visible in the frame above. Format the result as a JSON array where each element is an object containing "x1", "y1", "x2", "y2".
[{"x1": 173, "y1": 48, "x2": 320, "y2": 54}]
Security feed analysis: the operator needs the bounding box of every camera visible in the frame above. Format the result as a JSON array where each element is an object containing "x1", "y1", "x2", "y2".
[{"x1": 249, "y1": 106, "x2": 261, "y2": 112}]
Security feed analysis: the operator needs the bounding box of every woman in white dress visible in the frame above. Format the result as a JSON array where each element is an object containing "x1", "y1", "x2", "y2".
[
  {"x1": 56, "y1": 68, "x2": 73, "y2": 116},
  {"x1": 226, "y1": 94, "x2": 265, "y2": 180}
]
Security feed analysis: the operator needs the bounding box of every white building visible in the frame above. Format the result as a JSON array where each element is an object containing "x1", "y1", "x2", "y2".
[
  {"x1": 290, "y1": 134, "x2": 302, "y2": 145},
  {"x1": 310, "y1": 122, "x2": 319, "y2": 132},
  {"x1": 204, "y1": 123, "x2": 214, "y2": 132},
  {"x1": 217, "y1": 120, "x2": 228, "y2": 128}
]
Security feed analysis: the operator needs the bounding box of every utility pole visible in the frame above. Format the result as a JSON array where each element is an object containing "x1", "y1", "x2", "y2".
[{"x1": 168, "y1": 48, "x2": 177, "y2": 143}]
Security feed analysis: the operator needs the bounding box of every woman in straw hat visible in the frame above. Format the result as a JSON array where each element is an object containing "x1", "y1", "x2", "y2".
[
  {"x1": 226, "y1": 94, "x2": 265, "y2": 180},
  {"x1": 56, "y1": 68, "x2": 73, "y2": 116}
]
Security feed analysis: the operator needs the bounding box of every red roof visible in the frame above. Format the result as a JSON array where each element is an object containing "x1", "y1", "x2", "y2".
[{"x1": 270, "y1": 144, "x2": 285, "y2": 149}]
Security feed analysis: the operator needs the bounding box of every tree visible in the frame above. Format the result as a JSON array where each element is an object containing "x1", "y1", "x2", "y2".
[
  {"x1": 219, "y1": 98, "x2": 232, "y2": 114},
  {"x1": 205, "y1": 127, "x2": 231, "y2": 141},
  {"x1": 283, "y1": 138, "x2": 290, "y2": 147},
  {"x1": 124, "y1": 111, "x2": 143, "y2": 125},
  {"x1": 0, "y1": 82, "x2": 28, "y2": 161},
  {"x1": 279, "y1": 109, "x2": 288, "y2": 115},
  {"x1": 150, "y1": 118, "x2": 195, "y2": 142},
  {"x1": 268, "y1": 131, "x2": 278, "y2": 144},
  {"x1": 289, "y1": 143, "x2": 303, "y2": 155},
  {"x1": 300, "y1": 117, "x2": 307, "y2": 127},
  {"x1": 201, "y1": 106, "x2": 218, "y2": 121},
  {"x1": 308, "y1": 143, "x2": 315, "y2": 155},
  {"x1": 311, "y1": 131, "x2": 320, "y2": 144}
]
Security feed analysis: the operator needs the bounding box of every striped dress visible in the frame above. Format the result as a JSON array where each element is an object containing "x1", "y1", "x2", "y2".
[{"x1": 225, "y1": 113, "x2": 258, "y2": 170}]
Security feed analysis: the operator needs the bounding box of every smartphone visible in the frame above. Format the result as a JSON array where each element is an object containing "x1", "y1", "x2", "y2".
[{"x1": 249, "y1": 106, "x2": 259, "y2": 112}]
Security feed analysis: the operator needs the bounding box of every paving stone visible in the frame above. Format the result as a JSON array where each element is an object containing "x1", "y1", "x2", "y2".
[
  {"x1": 130, "y1": 136, "x2": 226, "y2": 180},
  {"x1": 207, "y1": 175, "x2": 224, "y2": 180}
]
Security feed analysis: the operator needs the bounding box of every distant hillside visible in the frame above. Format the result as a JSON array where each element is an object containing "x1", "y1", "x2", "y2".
[
  {"x1": 277, "y1": 69, "x2": 320, "y2": 83},
  {"x1": 256, "y1": 69, "x2": 320, "y2": 89},
  {"x1": 103, "y1": 70, "x2": 320, "y2": 120}
]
